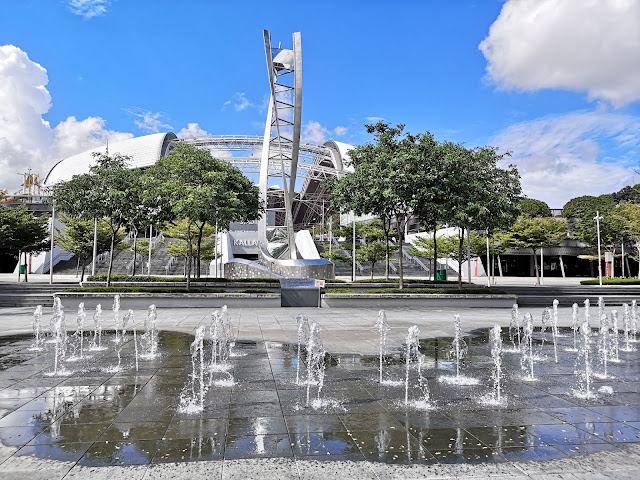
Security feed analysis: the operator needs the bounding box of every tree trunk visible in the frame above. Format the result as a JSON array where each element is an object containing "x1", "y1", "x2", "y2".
[
  {"x1": 397, "y1": 215, "x2": 404, "y2": 290},
  {"x1": 17, "y1": 250, "x2": 21, "y2": 282},
  {"x1": 433, "y1": 229, "x2": 438, "y2": 283},
  {"x1": 81, "y1": 257, "x2": 86, "y2": 283},
  {"x1": 107, "y1": 232, "x2": 115, "y2": 287},
  {"x1": 637, "y1": 245, "x2": 640, "y2": 279},
  {"x1": 132, "y1": 230, "x2": 138, "y2": 276},
  {"x1": 196, "y1": 225, "x2": 204, "y2": 279},
  {"x1": 370, "y1": 261, "x2": 375, "y2": 279},
  {"x1": 24, "y1": 251, "x2": 28, "y2": 283},
  {"x1": 457, "y1": 228, "x2": 464, "y2": 289},
  {"x1": 532, "y1": 248, "x2": 540, "y2": 286},
  {"x1": 186, "y1": 221, "x2": 193, "y2": 291},
  {"x1": 383, "y1": 217, "x2": 391, "y2": 281}
]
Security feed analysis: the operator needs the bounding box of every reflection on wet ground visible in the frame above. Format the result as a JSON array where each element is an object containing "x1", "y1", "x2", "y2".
[{"x1": 0, "y1": 327, "x2": 638, "y2": 469}]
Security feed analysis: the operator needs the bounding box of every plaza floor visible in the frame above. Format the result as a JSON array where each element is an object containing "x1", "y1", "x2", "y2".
[{"x1": 0, "y1": 303, "x2": 639, "y2": 479}]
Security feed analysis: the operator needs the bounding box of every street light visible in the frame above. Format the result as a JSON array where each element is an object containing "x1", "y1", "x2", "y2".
[{"x1": 594, "y1": 211, "x2": 603, "y2": 287}]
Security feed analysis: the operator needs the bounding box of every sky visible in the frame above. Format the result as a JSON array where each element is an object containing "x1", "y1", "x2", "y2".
[{"x1": 1, "y1": 0, "x2": 639, "y2": 207}]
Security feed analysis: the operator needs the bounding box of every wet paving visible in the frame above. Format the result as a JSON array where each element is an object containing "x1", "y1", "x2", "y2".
[{"x1": 0, "y1": 324, "x2": 639, "y2": 474}]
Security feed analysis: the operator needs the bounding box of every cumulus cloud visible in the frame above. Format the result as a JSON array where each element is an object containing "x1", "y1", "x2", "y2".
[
  {"x1": 302, "y1": 121, "x2": 329, "y2": 144},
  {"x1": 126, "y1": 108, "x2": 173, "y2": 133},
  {"x1": 333, "y1": 126, "x2": 348, "y2": 136},
  {"x1": 492, "y1": 109, "x2": 640, "y2": 207},
  {"x1": 0, "y1": 45, "x2": 132, "y2": 192},
  {"x1": 67, "y1": 0, "x2": 110, "y2": 19},
  {"x1": 176, "y1": 122, "x2": 210, "y2": 139},
  {"x1": 480, "y1": 0, "x2": 640, "y2": 107}
]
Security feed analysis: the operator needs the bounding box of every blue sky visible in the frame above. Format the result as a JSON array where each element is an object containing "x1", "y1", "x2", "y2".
[{"x1": 1, "y1": 0, "x2": 639, "y2": 206}]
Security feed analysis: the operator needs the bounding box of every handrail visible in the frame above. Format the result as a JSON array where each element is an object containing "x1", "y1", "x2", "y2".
[{"x1": 403, "y1": 247, "x2": 430, "y2": 273}]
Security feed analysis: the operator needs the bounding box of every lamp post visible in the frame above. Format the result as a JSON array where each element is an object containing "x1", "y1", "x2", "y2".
[
  {"x1": 594, "y1": 211, "x2": 603, "y2": 287},
  {"x1": 352, "y1": 211, "x2": 356, "y2": 282}
]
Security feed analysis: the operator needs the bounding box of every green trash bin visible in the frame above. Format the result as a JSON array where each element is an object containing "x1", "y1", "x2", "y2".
[
  {"x1": 19, "y1": 264, "x2": 26, "y2": 274},
  {"x1": 436, "y1": 269, "x2": 447, "y2": 281}
]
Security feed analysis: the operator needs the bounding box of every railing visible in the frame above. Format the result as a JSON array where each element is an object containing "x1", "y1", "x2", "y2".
[
  {"x1": 95, "y1": 252, "x2": 109, "y2": 267},
  {"x1": 150, "y1": 233, "x2": 165, "y2": 248},
  {"x1": 164, "y1": 256, "x2": 177, "y2": 276},
  {"x1": 126, "y1": 253, "x2": 144, "y2": 275},
  {"x1": 403, "y1": 247, "x2": 430, "y2": 273}
]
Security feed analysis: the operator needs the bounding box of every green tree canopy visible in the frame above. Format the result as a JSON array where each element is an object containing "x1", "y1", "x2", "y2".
[
  {"x1": 145, "y1": 143, "x2": 262, "y2": 287},
  {"x1": 52, "y1": 152, "x2": 138, "y2": 286},
  {"x1": 518, "y1": 198, "x2": 552, "y2": 218},
  {"x1": 0, "y1": 206, "x2": 50, "y2": 281}
]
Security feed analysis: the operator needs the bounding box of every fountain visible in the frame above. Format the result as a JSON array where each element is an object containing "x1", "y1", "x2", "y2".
[
  {"x1": 295, "y1": 313, "x2": 310, "y2": 385},
  {"x1": 375, "y1": 309, "x2": 390, "y2": 384},
  {"x1": 567, "y1": 302, "x2": 579, "y2": 352},
  {"x1": 521, "y1": 312, "x2": 535, "y2": 381},
  {"x1": 610, "y1": 309, "x2": 620, "y2": 362},
  {"x1": 113, "y1": 294, "x2": 121, "y2": 343},
  {"x1": 126, "y1": 309, "x2": 139, "y2": 371},
  {"x1": 49, "y1": 300, "x2": 68, "y2": 376},
  {"x1": 622, "y1": 304, "x2": 632, "y2": 352},
  {"x1": 69, "y1": 302, "x2": 87, "y2": 360},
  {"x1": 540, "y1": 307, "x2": 550, "y2": 350},
  {"x1": 508, "y1": 303, "x2": 521, "y2": 351},
  {"x1": 91, "y1": 304, "x2": 103, "y2": 350},
  {"x1": 440, "y1": 314, "x2": 479, "y2": 385},
  {"x1": 180, "y1": 325, "x2": 207, "y2": 413},
  {"x1": 598, "y1": 296, "x2": 605, "y2": 324},
  {"x1": 632, "y1": 300, "x2": 638, "y2": 342},
  {"x1": 548, "y1": 303, "x2": 558, "y2": 362},
  {"x1": 30, "y1": 305, "x2": 44, "y2": 351},
  {"x1": 488, "y1": 324, "x2": 504, "y2": 405},
  {"x1": 140, "y1": 304, "x2": 159, "y2": 358},
  {"x1": 574, "y1": 318, "x2": 595, "y2": 399},
  {"x1": 584, "y1": 298, "x2": 591, "y2": 331},
  {"x1": 305, "y1": 321, "x2": 326, "y2": 408},
  {"x1": 596, "y1": 313, "x2": 610, "y2": 379},
  {"x1": 404, "y1": 325, "x2": 420, "y2": 406}
]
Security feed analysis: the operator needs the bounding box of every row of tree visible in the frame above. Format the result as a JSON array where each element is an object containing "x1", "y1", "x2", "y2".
[
  {"x1": 327, "y1": 122, "x2": 522, "y2": 288},
  {"x1": 51, "y1": 143, "x2": 261, "y2": 288}
]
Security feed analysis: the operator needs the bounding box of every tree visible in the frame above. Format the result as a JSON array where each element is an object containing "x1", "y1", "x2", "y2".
[
  {"x1": 612, "y1": 202, "x2": 640, "y2": 277},
  {"x1": 518, "y1": 198, "x2": 551, "y2": 218},
  {"x1": 438, "y1": 142, "x2": 521, "y2": 287},
  {"x1": 562, "y1": 194, "x2": 619, "y2": 252},
  {"x1": 53, "y1": 152, "x2": 138, "y2": 286},
  {"x1": 56, "y1": 216, "x2": 121, "y2": 282},
  {"x1": 145, "y1": 144, "x2": 262, "y2": 289},
  {"x1": 328, "y1": 122, "x2": 424, "y2": 288},
  {"x1": 0, "y1": 205, "x2": 50, "y2": 282},
  {"x1": 612, "y1": 184, "x2": 640, "y2": 205},
  {"x1": 503, "y1": 216, "x2": 567, "y2": 286},
  {"x1": 163, "y1": 220, "x2": 218, "y2": 276}
]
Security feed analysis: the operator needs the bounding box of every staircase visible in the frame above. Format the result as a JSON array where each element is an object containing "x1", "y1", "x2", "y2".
[
  {"x1": 0, "y1": 282, "x2": 79, "y2": 307},
  {"x1": 51, "y1": 236, "x2": 187, "y2": 277}
]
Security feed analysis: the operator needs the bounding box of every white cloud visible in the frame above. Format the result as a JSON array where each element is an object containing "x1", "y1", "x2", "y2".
[
  {"x1": 126, "y1": 108, "x2": 173, "y2": 133},
  {"x1": 0, "y1": 45, "x2": 132, "y2": 193},
  {"x1": 176, "y1": 122, "x2": 210, "y2": 139},
  {"x1": 333, "y1": 126, "x2": 348, "y2": 136},
  {"x1": 492, "y1": 109, "x2": 640, "y2": 207},
  {"x1": 67, "y1": 0, "x2": 110, "y2": 19},
  {"x1": 364, "y1": 116, "x2": 385, "y2": 123},
  {"x1": 223, "y1": 92, "x2": 256, "y2": 112},
  {"x1": 302, "y1": 121, "x2": 329, "y2": 144},
  {"x1": 479, "y1": 0, "x2": 640, "y2": 107},
  {"x1": 52, "y1": 116, "x2": 132, "y2": 159}
]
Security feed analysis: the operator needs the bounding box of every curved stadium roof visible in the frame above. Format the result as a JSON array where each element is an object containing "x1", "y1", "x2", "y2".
[{"x1": 43, "y1": 132, "x2": 177, "y2": 186}]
